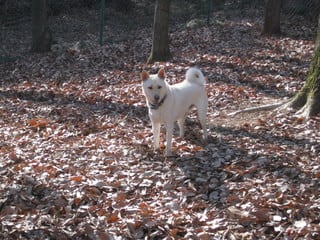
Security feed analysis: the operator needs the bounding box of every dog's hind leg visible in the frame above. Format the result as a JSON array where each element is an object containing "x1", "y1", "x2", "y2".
[
  {"x1": 200, "y1": 117, "x2": 207, "y2": 140},
  {"x1": 177, "y1": 117, "x2": 185, "y2": 137},
  {"x1": 197, "y1": 104, "x2": 208, "y2": 140}
]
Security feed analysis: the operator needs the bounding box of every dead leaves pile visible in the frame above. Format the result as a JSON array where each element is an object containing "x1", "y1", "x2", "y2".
[{"x1": 0, "y1": 4, "x2": 319, "y2": 239}]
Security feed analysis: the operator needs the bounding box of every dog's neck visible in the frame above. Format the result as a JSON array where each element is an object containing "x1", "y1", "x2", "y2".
[{"x1": 149, "y1": 95, "x2": 167, "y2": 110}]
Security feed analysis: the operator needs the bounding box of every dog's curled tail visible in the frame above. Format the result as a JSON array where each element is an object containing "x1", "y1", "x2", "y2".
[{"x1": 185, "y1": 67, "x2": 206, "y2": 86}]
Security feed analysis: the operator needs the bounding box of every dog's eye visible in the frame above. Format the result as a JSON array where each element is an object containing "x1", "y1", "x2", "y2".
[
  {"x1": 157, "y1": 86, "x2": 162, "y2": 89},
  {"x1": 148, "y1": 86, "x2": 153, "y2": 90}
]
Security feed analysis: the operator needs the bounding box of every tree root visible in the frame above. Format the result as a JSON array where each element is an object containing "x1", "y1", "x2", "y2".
[
  {"x1": 292, "y1": 96, "x2": 318, "y2": 119},
  {"x1": 228, "y1": 85, "x2": 320, "y2": 119},
  {"x1": 227, "y1": 100, "x2": 289, "y2": 117}
]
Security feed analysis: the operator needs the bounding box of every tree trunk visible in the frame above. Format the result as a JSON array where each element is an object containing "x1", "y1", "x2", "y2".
[
  {"x1": 147, "y1": 0, "x2": 171, "y2": 64},
  {"x1": 31, "y1": 0, "x2": 52, "y2": 52},
  {"x1": 262, "y1": 0, "x2": 281, "y2": 35},
  {"x1": 284, "y1": 14, "x2": 320, "y2": 117}
]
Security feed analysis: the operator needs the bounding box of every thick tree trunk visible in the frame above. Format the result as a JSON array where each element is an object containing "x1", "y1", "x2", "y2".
[
  {"x1": 147, "y1": 0, "x2": 171, "y2": 64},
  {"x1": 285, "y1": 14, "x2": 320, "y2": 117},
  {"x1": 262, "y1": 0, "x2": 281, "y2": 35},
  {"x1": 31, "y1": 0, "x2": 52, "y2": 52}
]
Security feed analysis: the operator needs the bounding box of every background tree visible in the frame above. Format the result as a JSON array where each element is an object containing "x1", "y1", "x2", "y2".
[
  {"x1": 147, "y1": 0, "x2": 171, "y2": 64},
  {"x1": 230, "y1": 13, "x2": 320, "y2": 118},
  {"x1": 262, "y1": 0, "x2": 281, "y2": 35},
  {"x1": 281, "y1": 14, "x2": 320, "y2": 117},
  {"x1": 31, "y1": 0, "x2": 52, "y2": 52}
]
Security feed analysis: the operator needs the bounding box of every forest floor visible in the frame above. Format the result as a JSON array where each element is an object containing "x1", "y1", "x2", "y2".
[{"x1": 0, "y1": 2, "x2": 319, "y2": 239}]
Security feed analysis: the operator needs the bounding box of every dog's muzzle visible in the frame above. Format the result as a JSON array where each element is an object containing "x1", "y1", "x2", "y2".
[
  {"x1": 154, "y1": 95, "x2": 160, "y2": 103},
  {"x1": 149, "y1": 94, "x2": 167, "y2": 110}
]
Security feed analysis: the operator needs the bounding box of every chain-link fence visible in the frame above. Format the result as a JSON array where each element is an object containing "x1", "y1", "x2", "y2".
[
  {"x1": 282, "y1": 0, "x2": 320, "y2": 20},
  {"x1": 1, "y1": 0, "x2": 320, "y2": 62},
  {"x1": 0, "y1": 0, "x2": 100, "y2": 62},
  {"x1": 0, "y1": 0, "x2": 31, "y2": 61}
]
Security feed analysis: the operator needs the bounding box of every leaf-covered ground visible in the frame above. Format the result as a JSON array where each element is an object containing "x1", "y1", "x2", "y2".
[{"x1": 1, "y1": 3, "x2": 319, "y2": 239}]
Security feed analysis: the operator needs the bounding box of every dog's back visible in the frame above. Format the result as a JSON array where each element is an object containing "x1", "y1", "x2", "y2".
[{"x1": 169, "y1": 68, "x2": 207, "y2": 121}]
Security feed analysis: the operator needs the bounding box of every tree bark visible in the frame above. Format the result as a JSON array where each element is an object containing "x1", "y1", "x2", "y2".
[
  {"x1": 147, "y1": 0, "x2": 171, "y2": 64},
  {"x1": 284, "y1": 14, "x2": 320, "y2": 117},
  {"x1": 262, "y1": 0, "x2": 281, "y2": 36},
  {"x1": 31, "y1": 0, "x2": 52, "y2": 52}
]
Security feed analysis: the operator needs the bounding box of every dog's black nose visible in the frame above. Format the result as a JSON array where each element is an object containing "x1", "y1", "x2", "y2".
[{"x1": 154, "y1": 95, "x2": 160, "y2": 101}]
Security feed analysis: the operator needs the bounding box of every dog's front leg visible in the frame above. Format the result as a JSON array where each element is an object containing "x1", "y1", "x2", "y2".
[
  {"x1": 165, "y1": 123, "x2": 174, "y2": 156},
  {"x1": 152, "y1": 122, "x2": 161, "y2": 150}
]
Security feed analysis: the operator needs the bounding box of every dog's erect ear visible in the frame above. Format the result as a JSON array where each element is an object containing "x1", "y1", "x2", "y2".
[
  {"x1": 141, "y1": 70, "x2": 149, "y2": 81},
  {"x1": 157, "y1": 68, "x2": 166, "y2": 79}
]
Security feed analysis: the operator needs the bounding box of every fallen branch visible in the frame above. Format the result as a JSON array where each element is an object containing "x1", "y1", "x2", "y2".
[{"x1": 228, "y1": 100, "x2": 289, "y2": 117}]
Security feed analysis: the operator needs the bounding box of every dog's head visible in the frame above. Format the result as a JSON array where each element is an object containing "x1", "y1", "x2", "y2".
[{"x1": 141, "y1": 68, "x2": 168, "y2": 108}]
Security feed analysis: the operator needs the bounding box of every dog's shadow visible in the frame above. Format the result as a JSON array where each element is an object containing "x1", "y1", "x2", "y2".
[
  {"x1": 134, "y1": 115, "x2": 215, "y2": 159},
  {"x1": 178, "y1": 117, "x2": 215, "y2": 145}
]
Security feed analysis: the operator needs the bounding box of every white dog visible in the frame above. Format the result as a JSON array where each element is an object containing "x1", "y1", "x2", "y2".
[{"x1": 141, "y1": 67, "x2": 208, "y2": 156}]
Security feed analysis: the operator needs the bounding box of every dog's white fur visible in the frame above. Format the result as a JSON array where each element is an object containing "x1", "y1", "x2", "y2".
[{"x1": 141, "y1": 67, "x2": 208, "y2": 156}]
